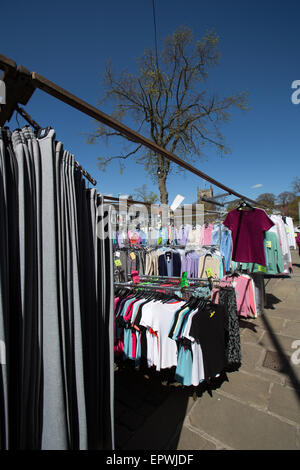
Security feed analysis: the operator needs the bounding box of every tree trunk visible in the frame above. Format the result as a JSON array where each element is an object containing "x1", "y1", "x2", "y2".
[{"x1": 158, "y1": 173, "x2": 168, "y2": 205}]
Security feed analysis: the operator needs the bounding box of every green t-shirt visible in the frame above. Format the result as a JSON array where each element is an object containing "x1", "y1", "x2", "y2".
[{"x1": 232, "y1": 231, "x2": 284, "y2": 274}]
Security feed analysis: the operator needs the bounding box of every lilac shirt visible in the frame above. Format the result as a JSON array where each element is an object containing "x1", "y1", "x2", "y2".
[
  {"x1": 181, "y1": 252, "x2": 200, "y2": 277},
  {"x1": 177, "y1": 225, "x2": 191, "y2": 246}
]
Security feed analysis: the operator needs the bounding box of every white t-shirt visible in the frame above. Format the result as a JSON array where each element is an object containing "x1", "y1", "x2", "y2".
[
  {"x1": 286, "y1": 217, "x2": 296, "y2": 249},
  {"x1": 139, "y1": 300, "x2": 185, "y2": 371},
  {"x1": 187, "y1": 225, "x2": 202, "y2": 245},
  {"x1": 271, "y1": 215, "x2": 291, "y2": 265},
  {"x1": 182, "y1": 309, "x2": 205, "y2": 386}
]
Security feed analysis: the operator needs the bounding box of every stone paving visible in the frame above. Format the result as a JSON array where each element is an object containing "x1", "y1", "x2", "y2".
[{"x1": 114, "y1": 250, "x2": 300, "y2": 450}]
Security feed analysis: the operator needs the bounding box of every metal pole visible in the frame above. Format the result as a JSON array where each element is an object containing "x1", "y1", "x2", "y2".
[{"x1": 0, "y1": 53, "x2": 267, "y2": 206}]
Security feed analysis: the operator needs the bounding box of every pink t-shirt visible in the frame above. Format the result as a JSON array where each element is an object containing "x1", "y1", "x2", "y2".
[
  {"x1": 212, "y1": 275, "x2": 256, "y2": 317},
  {"x1": 199, "y1": 224, "x2": 213, "y2": 245},
  {"x1": 223, "y1": 208, "x2": 274, "y2": 266}
]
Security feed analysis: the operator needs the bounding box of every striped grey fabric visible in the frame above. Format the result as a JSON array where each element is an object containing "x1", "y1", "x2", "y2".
[{"x1": 0, "y1": 125, "x2": 114, "y2": 450}]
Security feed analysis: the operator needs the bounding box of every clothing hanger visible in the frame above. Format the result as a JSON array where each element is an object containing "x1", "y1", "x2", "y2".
[{"x1": 237, "y1": 199, "x2": 255, "y2": 211}]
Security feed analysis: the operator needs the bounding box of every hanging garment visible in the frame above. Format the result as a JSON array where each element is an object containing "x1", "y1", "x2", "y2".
[
  {"x1": 187, "y1": 225, "x2": 202, "y2": 245},
  {"x1": 270, "y1": 215, "x2": 292, "y2": 270},
  {"x1": 158, "y1": 251, "x2": 181, "y2": 276},
  {"x1": 220, "y1": 226, "x2": 232, "y2": 273},
  {"x1": 0, "y1": 126, "x2": 115, "y2": 450},
  {"x1": 198, "y1": 253, "x2": 221, "y2": 279},
  {"x1": 217, "y1": 287, "x2": 241, "y2": 366},
  {"x1": 213, "y1": 275, "x2": 257, "y2": 318},
  {"x1": 189, "y1": 303, "x2": 227, "y2": 380},
  {"x1": 177, "y1": 225, "x2": 191, "y2": 246},
  {"x1": 115, "y1": 290, "x2": 235, "y2": 385},
  {"x1": 181, "y1": 251, "x2": 201, "y2": 278},
  {"x1": 234, "y1": 230, "x2": 284, "y2": 275},
  {"x1": 200, "y1": 223, "x2": 214, "y2": 245},
  {"x1": 223, "y1": 208, "x2": 274, "y2": 265},
  {"x1": 285, "y1": 217, "x2": 296, "y2": 249},
  {"x1": 296, "y1": 232, "x2": 300, "y2": 256}
]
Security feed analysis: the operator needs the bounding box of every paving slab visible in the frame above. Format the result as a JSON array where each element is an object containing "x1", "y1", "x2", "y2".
[
  {"x1": 176, "y1": 426, "x2": 218, "y2": 450},
  {"x1": 252, "y1": 365, "x2": 286, "y2": 385},
  {"x1": 258, "y1": 331, "x2": 297, "y2": 355},
  {"x1": 284, "y1": 365, "x2": 300, "y2": 390},
  {"x1": 188, "y1": 392, "x2": 299, "y2": 450},
  {"x1": 240, "y1": 342, "x2": 265, "y2": 372},
  {"x1": 263, "y1": 307, "x2": 300, "y2": 321},
  {"x1": 282, "y1": 320, "x2": 300, "y2": 338},
  {"x1": 240, "y1": 325, "x2": 264, "y2": 344},
  {"x1": 218, "y1": 370, "x2": 271, "y2": 409},
  {"x1": 268, "y1": 383, "x2": 300, "y2": 424},
  {"x1": 259, "y1": 315, "x2": 286, "y2": 333}
]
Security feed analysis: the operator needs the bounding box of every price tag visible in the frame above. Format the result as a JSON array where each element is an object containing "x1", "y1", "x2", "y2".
[
  {"x1": 130, "y1": 252, "x2": 136, "y2": 260},
  {"x1": 114, "y1": 259, "x2": 122, "y2": 267},
  {"x1": 206, "y1": 268, "x2": 213, "y2": 278},
  {"x1": 210, "y1": 311, "x2": 215, "y2": 318},
  {"x1": 115, "y1": 251, "x2": 120, "y2": 258},
  {"x1": 286, "y1": 227, "x2": 290, "y2": 233},
  {"x1": 266, "y1": 241, "x2": 272, "y2": 248},
  {"x1": 257, "y1": 265, "x2": 267, "y2": 272},
  {"x1": 180, "y1": 272, "x2": 189, "y2": 288}
]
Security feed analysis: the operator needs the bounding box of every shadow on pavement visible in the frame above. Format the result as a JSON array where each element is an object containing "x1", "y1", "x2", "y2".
[
  {"x1": 114, "y1": 360, "x2": 190, "y2": 450},
  {"x1": 264, "y1": 293, "x2": 282, "y2": 310},
  {"x1": 260, "y1": 312, "x2": 300, "y2": 400},
  {"x1": 114, "y1": 359, "x2": 239, "y2": 450},
  {"x1": 261, "y1": 257, "x2": 300, "y2": 401}
]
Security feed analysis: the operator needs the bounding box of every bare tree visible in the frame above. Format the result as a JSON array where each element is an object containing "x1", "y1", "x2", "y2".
[
  {"x1": 132, "y1": 184, "x2": 159, "y2": 204},
  {"x1": 89, "y1": 26, "x2": 248, "y2": 203},
  {"x1": 256, "y1": 193, "x2": 276, "y2": 208},
  {"x1": 277, "y1": 191, "x2": 296, "y2": 206},
  {"x1": 292, "y1": 177, "x2": 300, "y2": 194}
]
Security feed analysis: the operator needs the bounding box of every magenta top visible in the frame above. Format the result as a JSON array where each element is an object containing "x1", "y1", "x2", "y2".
[{"x1": 223, "y1": 208, "x2": 274, "y2": 266}]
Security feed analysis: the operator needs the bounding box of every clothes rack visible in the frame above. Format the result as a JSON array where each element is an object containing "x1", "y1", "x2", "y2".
[{"x1": 0, "y1": 125, "x2": 114, "y2": 450}]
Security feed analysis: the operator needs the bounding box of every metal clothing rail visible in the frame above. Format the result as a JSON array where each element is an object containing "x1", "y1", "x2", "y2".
[
  {"x1": 103, "y1": 195, "x2": 156, "y2": 207},
  {"x1": 0, "y1": 56, "x2": 97, "y2": 187},
  {"x1": 138, "y1": 274, "x2": 220, "y2": 282},
  {"x1": 74, "y1": 160, "x2": 97, "y2": 186},
  {"x1": 198, "y1": 196, "x2": 225, "y2": 207},
  {"x1": 0, "y1": 53, "x2": 261, "y2": 206},
  {"x1": 114, "y1": 280, "x2": 217, "y2": 291},
  {"x1": 172, "y1": 211, "x2": 226, "y2": 217}
]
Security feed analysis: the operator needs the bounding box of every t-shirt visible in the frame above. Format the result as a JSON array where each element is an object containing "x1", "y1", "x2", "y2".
[
  {"x1": 182, "y1": 309, "x2": 205, "y2": 386},
  {"x1": 139, "y1": 300, "x2": 185, "y2": 371},
  {"x1": 189, "y1": 304, "x2": 226, "y2": 379},
  {"x1": 223, "y1": 208, "x2": 274, "y2": 265}
]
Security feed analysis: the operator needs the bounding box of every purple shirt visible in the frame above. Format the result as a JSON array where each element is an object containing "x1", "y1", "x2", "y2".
[
  {"x1": 177, "y1": 225, "x2": 191, "y2": 246},
  {"x1": 181, "y1": 252, "x2": 200, "y2": 277},
  {"x1": 223, "y1": 208, "x2": 274, "y2": 266}
]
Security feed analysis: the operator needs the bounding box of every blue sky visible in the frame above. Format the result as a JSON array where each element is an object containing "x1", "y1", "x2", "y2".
[{"x1": 1, "y1": 0, "x2": 299, "y2": 204}]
